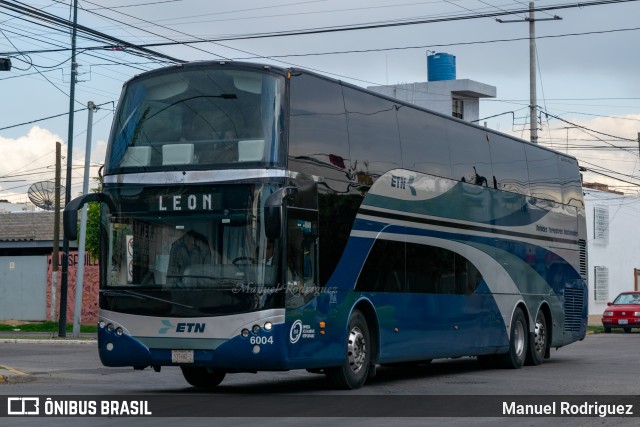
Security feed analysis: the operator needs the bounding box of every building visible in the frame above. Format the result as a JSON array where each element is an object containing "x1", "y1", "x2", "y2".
[
  {"x1": 368, "y1": 52, "x2": 496, "y2": 123},
  {"x1": 0, "y1": 200, "x2": 34, "y2": 213},
  {"x1": 0, "y1": 212, "x2": 97, "y2": 323},
  {"x1": 584, "y1": 188, "x2": 640, "y2": 324}
]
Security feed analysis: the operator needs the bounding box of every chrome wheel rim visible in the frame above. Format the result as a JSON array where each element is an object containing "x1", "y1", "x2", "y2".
[
  {"x1": 533, "y1": 315, "x2": 546, "y2": 356},
  {"x1": 514, "y1": 320, "x2": 525, "y2": 358},
  {"x1": 347, "y1": 326, "x2": 366, "y2": 374}
]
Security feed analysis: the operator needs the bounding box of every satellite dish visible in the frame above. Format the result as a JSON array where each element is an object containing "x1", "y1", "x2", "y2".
[{"x1": 28, "y1": 181, "x2": 65, "y2": 211}]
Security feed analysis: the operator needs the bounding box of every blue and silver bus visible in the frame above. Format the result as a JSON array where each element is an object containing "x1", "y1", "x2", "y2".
[{"x1": 64, "y1": 61, "x2": 587, "y2": 389}]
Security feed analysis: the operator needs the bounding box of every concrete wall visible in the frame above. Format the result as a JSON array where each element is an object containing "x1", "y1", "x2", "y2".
[
  {"x1": 47, "y1": 252, "x2": 100, "y2": 324},
  {"x1": 585, "y1": 189, "x2": 640, "y2": 324}
]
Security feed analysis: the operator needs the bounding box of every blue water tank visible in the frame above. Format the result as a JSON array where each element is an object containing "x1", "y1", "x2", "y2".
[{"x1": 427, "y1": 52, "x2": 456, "y2": 81}]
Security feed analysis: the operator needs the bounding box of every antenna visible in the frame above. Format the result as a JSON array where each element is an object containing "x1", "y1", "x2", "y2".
[{"x1": 27, "y1": 181, "x2": 65, "y2": 211}]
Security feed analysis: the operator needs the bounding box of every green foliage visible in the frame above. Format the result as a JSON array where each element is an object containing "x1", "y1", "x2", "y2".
[
  {"x1": 78, "y1": 175, "x2": 102, "y2": 260},
  {"x1": 85, "y1": 201, "x2": 101, "y2": 260},
  {"x1": 0, "y1": 321, "x2": 97, "y2": 333}
]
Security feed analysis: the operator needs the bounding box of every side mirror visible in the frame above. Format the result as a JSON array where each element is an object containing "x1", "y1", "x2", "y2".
[
  {"x1": 63, "y1": 193, "x2": 114, "y2": 241},
  {"x1": 264, "y1": 187, "x2": 297, "y2": 240},
  {"x1": 607, "y1": 302, "x2": 612, "y2": 306}
]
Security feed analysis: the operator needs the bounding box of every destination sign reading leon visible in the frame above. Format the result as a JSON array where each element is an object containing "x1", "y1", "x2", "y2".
[{"x1": 155, "y1": 193, "x2": 222, "y2": 212}]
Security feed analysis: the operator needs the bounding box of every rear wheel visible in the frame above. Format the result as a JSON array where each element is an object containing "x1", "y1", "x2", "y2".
[
  {"x1": 624, "y1": 327, "x2": 632, "y2": 333},
  {"x1": 326, "y1": 309, "x2": 370, "y2": 389},
  {"x1": 604, "y1": 327, "x2": 611, "y2": 333},
  {"x1": 498, "y1": 307, "x2": 528, "y2": 369},
  {"x1": 180, "y1": 366, "x2": 226, "y2": 388},
  {"x1": 525, "y1": 309, "x2": 548, "y2": 366}
]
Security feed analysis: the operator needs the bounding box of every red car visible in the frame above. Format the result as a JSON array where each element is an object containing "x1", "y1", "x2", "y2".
[{"x1": 602, "y1": 291, "x2": 640, "y2": 333}]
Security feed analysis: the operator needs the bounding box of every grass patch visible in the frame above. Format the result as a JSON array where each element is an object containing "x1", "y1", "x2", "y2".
[
  {"x1": 587, "y1": 325, "x2": 604, "y2": 334},
  {"x1": 0, "y1": 321, "x2": 97, "y2": 333}
]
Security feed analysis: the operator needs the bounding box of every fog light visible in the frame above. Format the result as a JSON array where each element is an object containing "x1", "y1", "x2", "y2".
[
  {"x1": 252, "y1": 324, "x2": 261, "y2": 334},
  {"x1": 264, "y1": 322, "x2": 272, "y2": 331},
  {"x1": 252, "y1": 345, "x2": 261, "y2": 354},
  {"x1": 241, "y1": 328, "x2": 249, "y2": 337},
  {"x1": 115, "y1": 327, "x2": 124, "y2": 336},
  {"x1": 106, "y1": 343, "x2": 114, "y2": 351},
  {"x1": 98, "y1": 321, "x2": 106, "y2": 329}
]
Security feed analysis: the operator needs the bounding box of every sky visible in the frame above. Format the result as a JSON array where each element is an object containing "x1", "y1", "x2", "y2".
[{"x1": 1, "y1": 0, "x2": 640, "y2": 206}]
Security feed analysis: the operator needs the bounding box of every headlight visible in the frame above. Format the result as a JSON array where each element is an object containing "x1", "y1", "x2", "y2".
[
  {"x1": 634, "y1": 312, "x2": 640, "y2": 317},
  {"x1": 603, "y1": 311, "x2": 613, "y2": 317}
]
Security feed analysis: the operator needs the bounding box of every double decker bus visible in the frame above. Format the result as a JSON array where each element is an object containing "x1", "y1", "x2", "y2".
[{"x1": 64, "y1": 61, "x2": 587, "y2": 389}]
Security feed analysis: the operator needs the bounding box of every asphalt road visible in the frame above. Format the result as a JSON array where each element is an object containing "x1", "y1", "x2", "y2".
[{"x1": 0, "y1": 332, "x2": 639, "y2": 426}]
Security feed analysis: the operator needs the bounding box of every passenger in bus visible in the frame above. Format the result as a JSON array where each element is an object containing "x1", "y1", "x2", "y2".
[{"x1": 166, "y1": 231, "x2": 211, "y2": 285}]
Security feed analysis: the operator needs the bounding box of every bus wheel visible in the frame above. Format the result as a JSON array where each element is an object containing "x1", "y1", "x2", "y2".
[
  {"x1": 326, "y1": 309, "x2": 370, "y2": 389},
  {"x1": 180, "y1": 366, "x2": 226, "y2": 388},
  {"x1": 525, "y1": 310, "x2": 548, "y2": 366},
  {"x1": 499, "y1": 307, "x2": 527, "y2": 369}
]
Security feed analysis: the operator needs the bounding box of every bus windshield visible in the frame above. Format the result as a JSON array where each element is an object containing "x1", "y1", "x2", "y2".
[
  {"x1": 104, "y1": 183, "x2": 281, "y2": 291},
  {"x1": 105, "y1": 67, "x2": 285, "y2": 173}
]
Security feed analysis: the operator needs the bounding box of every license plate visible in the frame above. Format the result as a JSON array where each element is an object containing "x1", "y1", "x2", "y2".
[
  {"x1": 619, "y1": 319, "x2": 629, "y2": 325},
  {"x1": 171, "y1": 350, "x2": 194, "y2": 364}
]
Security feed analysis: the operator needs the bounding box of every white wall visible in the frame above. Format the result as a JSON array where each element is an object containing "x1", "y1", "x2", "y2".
[{"x1": 584, "y1": 189, "x2": 640, "y2": 321}]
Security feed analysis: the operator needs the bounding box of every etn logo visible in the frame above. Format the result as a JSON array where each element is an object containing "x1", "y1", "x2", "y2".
[{"x1": 390, "y1": 175, "x2": 417, "y2": 196}]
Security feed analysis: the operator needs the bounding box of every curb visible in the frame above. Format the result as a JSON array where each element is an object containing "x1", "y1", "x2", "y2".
[{"x1": 0, "y1": 338, "x2": 96, "y2": 345}]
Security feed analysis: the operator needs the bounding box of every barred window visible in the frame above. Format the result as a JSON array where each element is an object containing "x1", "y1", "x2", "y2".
[
  {"x1": 594, "y1": 205, "x2": 609, "y2": 244},
  {"x1": 594, "y1": 266, "x2": 609, "y2": 302}
]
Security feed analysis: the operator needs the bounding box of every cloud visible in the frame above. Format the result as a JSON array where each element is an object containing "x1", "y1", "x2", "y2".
[
  {"x1": 0, "y1": 126, "x2": 107, "y2": 204},
  {"x1": 502, "y1": 114, "x2": 640, "y2": 194},
  {"x1": 0, "y1": 126, "x2": 62, "y2": 202}
]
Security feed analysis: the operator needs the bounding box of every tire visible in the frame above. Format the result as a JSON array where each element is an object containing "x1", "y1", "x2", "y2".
[
  {"x1": 326, "y1": 309, "x2": 371, "y2": 389},
  {"x1": 525, "y1": 309, "x2": 548, "y2": 366},
  {"x1": 498, "y1": 307, "x2": 528, "y2": 369},
  {"x1": 181, "y1": 366, "x2": 226, "y2": 388},
  {"x1": 604, "y1": 327, "x2": 611, "y2": 333},
  {"x1": 624, "y1": 327, "x2": 632, "y2": 333}
]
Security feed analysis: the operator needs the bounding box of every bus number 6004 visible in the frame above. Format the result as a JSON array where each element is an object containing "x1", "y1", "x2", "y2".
[{"x1": 250, "y1": 336, "x2": 274, "y2": 345}]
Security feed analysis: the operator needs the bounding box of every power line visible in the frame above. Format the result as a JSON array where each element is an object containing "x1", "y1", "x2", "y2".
[
  {"x1": 0, "y1": 100, "x2": 113, "y2": 131},
  {"x1": 121, "y1": 0, "x2": 640, "y2": 45},
  {"x1": 0, "y1": 0, "x2": 184, "y2": 63}
]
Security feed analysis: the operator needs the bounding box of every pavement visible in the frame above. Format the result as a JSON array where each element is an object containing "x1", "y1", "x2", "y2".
[{"x1": 0, "y1": 332, "x2": 97, "y2": 383}]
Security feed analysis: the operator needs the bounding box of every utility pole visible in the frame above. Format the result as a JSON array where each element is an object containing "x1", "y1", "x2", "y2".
[
  {"x1": 51, "y1": 142, "x2": 61, "y2": 321},
  {"x1": 73, "y1": 101, "x2": 96, "y2": 338},
  {"x1": 497, "y1": 2, "x2": 561, "y2": 144},
  {"x1": 60, "y1": 0, "x2": 78, "y2": 338}
]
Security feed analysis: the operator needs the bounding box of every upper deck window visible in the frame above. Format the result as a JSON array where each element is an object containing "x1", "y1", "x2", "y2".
[{"x1": 105, "y1": 67, "x2": 285, "y2": 174}]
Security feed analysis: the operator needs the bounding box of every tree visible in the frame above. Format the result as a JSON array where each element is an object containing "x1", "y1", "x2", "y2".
[{"x1": 83, "y1": 176, "x2": 102, "y2": 260}]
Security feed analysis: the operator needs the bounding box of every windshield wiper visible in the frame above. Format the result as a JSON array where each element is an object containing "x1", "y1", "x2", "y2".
[{"x1": 101, "y1": 289, "x2": 195, "y2": 309}]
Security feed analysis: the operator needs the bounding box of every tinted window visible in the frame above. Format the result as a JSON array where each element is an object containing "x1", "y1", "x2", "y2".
[
  {"x1": 558, "y1": 156, "x2": 584, "y2": 208},
  {"x1": 406, "y1": 242, "x2": 481, "y2": 294},
  {"x1": 448, "y1": 125, "x2": 493, "y2": 187},
  {"x1": 489, "y1": 136, "x2": 530, "y2": 195},
  {"x1": 356, "y1": 239, "x2": 405, "y2": 293},
  {"x1": 525, "y1": 145, "x2": 562, "y2": 203},
  {"x1": 396, "y1": 105, "x2": 452, "y2": 178},
  {"x1": 343, "y1": 86, "x2": 402, "y2": 181},
  {"x1": 356, "y1": 239, "x2": 482, "y2": 294},
  {"x1": 289, "y1": 74, "x2": 351, "y2": 181}
]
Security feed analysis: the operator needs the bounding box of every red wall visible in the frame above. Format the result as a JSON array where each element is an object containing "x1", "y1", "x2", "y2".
[{"x1": 47, "y1": 252, "x2": 100, "y2": 324}]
